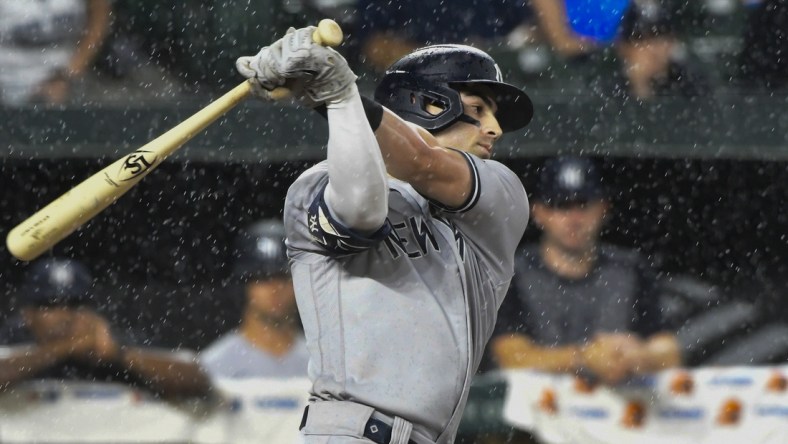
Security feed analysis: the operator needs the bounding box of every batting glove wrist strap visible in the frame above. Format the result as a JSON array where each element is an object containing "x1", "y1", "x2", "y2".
[
  {"x1": 359, "y1": 96, "x2": 383, "y2": 131},
  {"x1": 313, "y1": 95, "x2": 383, "y2": 131}
]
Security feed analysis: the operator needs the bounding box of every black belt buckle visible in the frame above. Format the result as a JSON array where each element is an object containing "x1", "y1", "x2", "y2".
[{"x1": 364, "y1": 417, "x2": 392, "y2": 443}]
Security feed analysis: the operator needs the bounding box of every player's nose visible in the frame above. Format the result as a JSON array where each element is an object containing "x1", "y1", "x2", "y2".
[{"x1": 482, "y1": 114, "x2": 502, "y2": 140}]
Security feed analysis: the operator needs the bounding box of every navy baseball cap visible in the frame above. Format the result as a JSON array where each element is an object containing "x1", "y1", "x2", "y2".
[
  {"x1": 231, "y1": 220, "x2": 290, "y2": 282},
  {"x1": 19, "y1": 258, "x2": 93, "y2": 307},
  {"x1": 536, "y1": 156, "x2": 607, "y2": 206}
]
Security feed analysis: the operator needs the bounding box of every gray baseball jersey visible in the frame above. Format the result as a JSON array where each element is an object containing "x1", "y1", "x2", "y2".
[
  {"x1": 284, "y1": 152, "x2": 528, "y2": 443},
  {"x1": 200, "y1": 332, "x2": 310, "y2": 379}
]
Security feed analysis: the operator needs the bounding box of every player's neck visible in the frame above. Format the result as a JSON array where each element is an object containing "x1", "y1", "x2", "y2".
[
  {"x1": 540, "y1": 241, "x2": 596, "y2": 279},
  {"x1": 240, "y1": 313, "x2": 297, "y2": 357}
]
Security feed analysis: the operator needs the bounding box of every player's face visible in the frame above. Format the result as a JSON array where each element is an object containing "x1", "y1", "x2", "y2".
[
  {"x1": 246, "y1": 276, "x2": 297, "y2": 322},
  {"x1": 433, "y1": 92, "x2": 502, "y2": 159},
  {"x1": 533, "y1": 200, "x2": 608, "y2": 253}
]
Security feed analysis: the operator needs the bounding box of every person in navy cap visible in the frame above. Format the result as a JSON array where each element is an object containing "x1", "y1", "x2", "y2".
[
  {"x1": 0, "y1": 257, "x2": 212, "y2": 399},
  {"x1": 489, "y1": 156, "x2": 682, "y2": 384},
  {"x1": 199, "y1": 219, "x2": 309, "y2": 379}
]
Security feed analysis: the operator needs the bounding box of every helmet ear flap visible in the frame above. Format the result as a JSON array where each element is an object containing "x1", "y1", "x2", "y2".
[
  {"x1": 375, "y1": 44, "x2": 534, "y2": 132},
  {"x1": 375, "y1": 73, "x2": 464, "y2": 132}
]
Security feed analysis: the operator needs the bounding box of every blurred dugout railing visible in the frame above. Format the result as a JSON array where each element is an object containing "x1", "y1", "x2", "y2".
[{"x1": 2, "y1": 93, "x2": 787, "y2": 162}]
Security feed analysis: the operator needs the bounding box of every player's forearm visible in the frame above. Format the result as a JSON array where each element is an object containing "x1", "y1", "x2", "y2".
[
  {"x1": 325, "y1": 85, "x2": 389, "y2": 232},
  {"x1": 121, "y1": 348, "x2": 212, "y2": 398},
  {"x1": 492, "y1": 336, "x2": 580, "y2": 373},
  {"x1": 532, "y1": 0, "x2": 568, "y2": 40},
  {"x1": 640, "y1": 333, "x2": 682, "y2": 372},
  {"x1": 531, "y1": 0, "x2": 581, "y2": 55},
  {"x1": 67, "y1": 0, "x2": 111, "y2": 76},
  {"x1": 0, "y1": 343, "x2": 70, "y2": 389},
  {"x1": 373, "y1": 109, "x2": 438, "y2": 180}
]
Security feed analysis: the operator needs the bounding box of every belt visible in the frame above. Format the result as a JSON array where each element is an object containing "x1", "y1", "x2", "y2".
[{"x1": 300, "y1": 405, "x2": 417, "y2": 444}]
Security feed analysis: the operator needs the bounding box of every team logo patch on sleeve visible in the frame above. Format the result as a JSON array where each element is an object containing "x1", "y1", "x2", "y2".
[{"x1": 307, "y1": 185, "x2": 391, "y2": 255}]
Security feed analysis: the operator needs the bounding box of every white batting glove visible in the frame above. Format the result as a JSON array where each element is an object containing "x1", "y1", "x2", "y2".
[{"x1": 235, "y1": 26, "x2": 357, "y2": 105}]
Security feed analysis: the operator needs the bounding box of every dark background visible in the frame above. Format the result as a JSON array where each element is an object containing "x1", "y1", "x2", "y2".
[{"x1": 1, "y1": 156, "x2": 785, "y2": 350}]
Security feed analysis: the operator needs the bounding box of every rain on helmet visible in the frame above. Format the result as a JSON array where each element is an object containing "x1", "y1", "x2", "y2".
[
  {"x1": 231, "y1": 219, "x2": 290, "y2": 281},
  {"x1": 374, "y1": 44, "x2": 534, "y2": 133}
]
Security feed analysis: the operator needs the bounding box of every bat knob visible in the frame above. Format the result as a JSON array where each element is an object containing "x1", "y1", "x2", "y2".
[{"x1": 313, "y1": 19, "x2": 344, "y2": 47}]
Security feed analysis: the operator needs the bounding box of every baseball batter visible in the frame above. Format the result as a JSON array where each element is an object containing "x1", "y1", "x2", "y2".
[{"x1": 235, "y1": 27, "x2": 534, "y2": 444}]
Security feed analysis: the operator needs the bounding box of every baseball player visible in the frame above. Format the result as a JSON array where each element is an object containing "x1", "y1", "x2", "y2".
[
  {"x1": 235, "y1": 27, "x2": 534, "y2": 444},
  {"x1": 200, "y1": 219, "x2": 309, "y2": 379}
]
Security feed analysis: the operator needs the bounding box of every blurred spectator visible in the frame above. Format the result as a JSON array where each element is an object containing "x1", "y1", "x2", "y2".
[
  {"x1": 356, "y1": 0, "x2": 531, "y2": 72},
  {"x1": 105, "y1": 0, "x2": 306, "y2": 94},
  {"x1": 200, "y1": 220, "x2": 308, "y2": 379},
  {"x1": 737, "y1": 0, "x2": 788, "y2": 90},
  {"x1": 0, "y1": 0, "x2": 111, "y2": 105},
  {"x1": 531, "y1": 0, "x2": 707, "y2": 99},
  {"x1": 490, "y1": 156, "x2": 681, "y2": 385},
  {"x1": 0, "y1": 257, "x2": 211, "y2": 400}
]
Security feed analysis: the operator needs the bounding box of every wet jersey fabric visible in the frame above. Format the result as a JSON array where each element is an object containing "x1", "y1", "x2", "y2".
[
  {"x1": 495, "y1": 243, "x2": 663, "y2": 346},
  {"x1": 284, "y1": 152, "x2": 528, "y2": 442},
  {"x1": 200, "y1": 331, "x2": 310, "y2": 379}
]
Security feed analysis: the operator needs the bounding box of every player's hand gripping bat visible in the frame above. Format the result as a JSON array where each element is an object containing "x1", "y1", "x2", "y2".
[{"x1": 6, "y1": 19, "x2": 343, "y2": 262}]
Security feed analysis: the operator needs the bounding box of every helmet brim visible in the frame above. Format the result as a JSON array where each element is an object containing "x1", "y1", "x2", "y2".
[{"x1": 450, "y1": 80, "x2": 534, "y2": 133}]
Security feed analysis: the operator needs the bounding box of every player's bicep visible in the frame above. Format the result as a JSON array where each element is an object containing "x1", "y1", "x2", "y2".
[
  {"x1": 409, "y1": 147, "x2": 475, "y2": 210},
  {"x1": 373, "y1": 113, "x2": 473, "y2": 208},
  {"x1": 306, "y1": 184, "x2": 391, "y2": 255}
]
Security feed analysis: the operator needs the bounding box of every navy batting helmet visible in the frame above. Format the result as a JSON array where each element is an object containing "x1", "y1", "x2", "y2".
[
  {"x1": 231, "y1": 219, "x2": 290, "y2": 281},
  {"x1": 536, "y1": 156, "x2": 607, "y2": 206},
  {"x1": 20, "y1": 258, "x2": 93, "y2": 307},
  {"x1": 374, "y1": 44, "x2": 533, "y2": 133}
]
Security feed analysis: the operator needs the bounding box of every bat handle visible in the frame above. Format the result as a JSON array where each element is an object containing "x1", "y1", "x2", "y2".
[{"x1": 269, "y1": 19, "x2": 344, "y2": 100}]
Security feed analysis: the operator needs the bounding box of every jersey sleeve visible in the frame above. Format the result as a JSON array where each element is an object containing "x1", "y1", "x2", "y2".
[
  {"x1": 431, "y1": 154, "x2": 529, "y2": 285},
  {"x1": 284, "y1": 164, "x2": 391, "y2": 258}
]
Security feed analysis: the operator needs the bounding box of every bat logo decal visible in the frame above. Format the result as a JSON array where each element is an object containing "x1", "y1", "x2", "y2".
[{"x1": 118, "y1": 150, "x2": 158, "y2": 181}]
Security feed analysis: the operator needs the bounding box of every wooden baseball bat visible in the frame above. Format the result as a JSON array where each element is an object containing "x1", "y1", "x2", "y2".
[{"x1": 6, "y1": 19, "x2": 343, "y2": 262}]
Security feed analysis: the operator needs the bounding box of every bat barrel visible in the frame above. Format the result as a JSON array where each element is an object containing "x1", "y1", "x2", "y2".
[
  {"x1": 6, "y1": 19, "x2": 342, "y2": 261},
  {"x1": 6, "y1": 82, "x2": 253, "y2": 262}
]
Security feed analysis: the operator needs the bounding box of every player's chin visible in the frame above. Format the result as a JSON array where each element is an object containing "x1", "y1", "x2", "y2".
[{"x1": 473, "y1": 145, "x2": 493, "y2": 159}]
